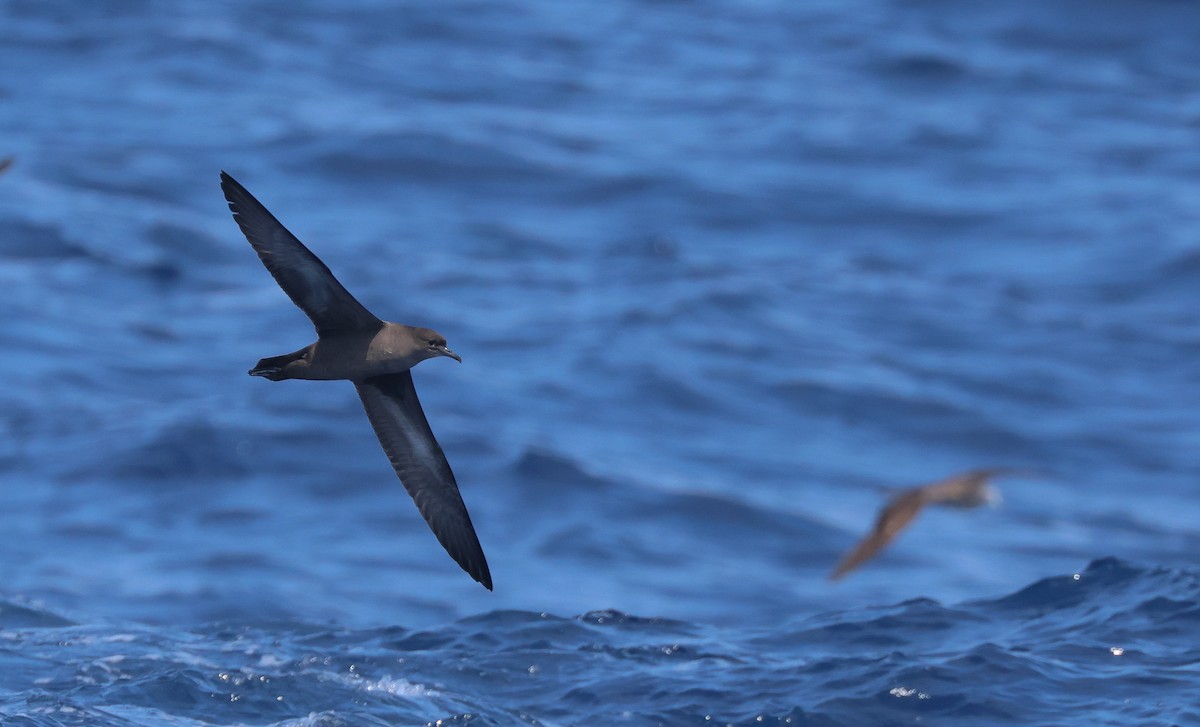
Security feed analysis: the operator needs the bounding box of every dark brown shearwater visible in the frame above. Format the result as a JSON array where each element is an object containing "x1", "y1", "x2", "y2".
[
  {"x1": 829, "y1": 468, "x2": 1007, "y2": 582},
  {"x1": 220, "y1": 172, "x2": 492, "y2": 590}
]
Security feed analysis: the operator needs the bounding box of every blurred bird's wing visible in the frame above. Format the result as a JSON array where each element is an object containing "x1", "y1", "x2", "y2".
[{"x1": 829, "y1": 489, "x2": 926, "y2": 581}]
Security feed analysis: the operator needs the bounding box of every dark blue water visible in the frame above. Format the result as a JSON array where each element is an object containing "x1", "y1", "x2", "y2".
[{"x1": 2, "y1": 0, "x2": 1200, "y2": 723}]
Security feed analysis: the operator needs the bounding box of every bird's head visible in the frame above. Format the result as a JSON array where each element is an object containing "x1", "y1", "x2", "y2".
[
  {"x1": 982, "y1": 484, "x2": 1003, "y2": 508},
  {"x1": 413, "y1": 327, "x2": 462, "y2": 363}
]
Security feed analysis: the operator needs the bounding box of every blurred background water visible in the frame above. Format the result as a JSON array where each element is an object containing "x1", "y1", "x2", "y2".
[{"x1": 1, "y1": 0, "x2": 1199, "y2": 724}]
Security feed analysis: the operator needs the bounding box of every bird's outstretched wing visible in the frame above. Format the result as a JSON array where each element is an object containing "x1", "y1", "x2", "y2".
[
  {"x1": 221, "y1": 171, "x2": 382, "y2": 336},
  {"x1": 355, "y1": 371, "x2": 492, "y2": 590},
  {"x1": 829, "y1": 489, "x2": 925, "y2": 581}
]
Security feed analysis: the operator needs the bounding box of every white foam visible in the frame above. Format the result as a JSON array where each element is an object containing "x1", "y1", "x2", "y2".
[{"x1": 361, "y1": 674, "x2": 437, "y2": 698}]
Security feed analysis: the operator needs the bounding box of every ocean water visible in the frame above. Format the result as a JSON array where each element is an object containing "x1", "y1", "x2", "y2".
[{"x1": 2, "y1": 0, "x2": 1199, "y2": 723}]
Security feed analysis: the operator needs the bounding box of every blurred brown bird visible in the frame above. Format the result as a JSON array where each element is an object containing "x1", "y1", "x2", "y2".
[
  {"x1": 829, "y1": 468, "x2": 1010, "y2": 581},
  {"x1": 0, "y1": 157, "x2": 13, "y2": 175}
]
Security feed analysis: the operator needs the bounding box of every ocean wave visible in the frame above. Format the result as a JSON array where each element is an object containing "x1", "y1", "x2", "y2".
[{"x1": 0, "y1": 559, "x2": 1196, "y2": 724}]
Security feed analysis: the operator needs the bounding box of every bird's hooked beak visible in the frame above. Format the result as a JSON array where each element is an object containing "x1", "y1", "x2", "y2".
[{"x1": 437, "y1": 345, "x2": 462, "y2": 363}]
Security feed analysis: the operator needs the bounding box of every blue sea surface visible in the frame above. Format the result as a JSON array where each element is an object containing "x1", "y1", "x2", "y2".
[{"x1": 2, "y1": 0, "x2": 1200, "y2": 724}]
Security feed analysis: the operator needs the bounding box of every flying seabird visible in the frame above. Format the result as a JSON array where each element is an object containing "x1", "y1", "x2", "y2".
[
  {"x1": 829, "y1": 468, "x2": 1009, "y2": 582},
  {"x1": 220, "y1": 172, "x2": 492, "y2": 590}
]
